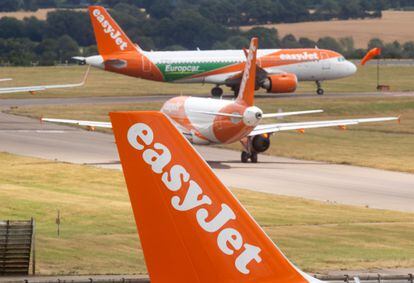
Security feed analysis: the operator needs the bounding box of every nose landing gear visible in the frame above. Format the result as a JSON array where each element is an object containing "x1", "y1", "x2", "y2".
[{"x1": 316, "y1": 81, "x2": 324, "y2": 95}]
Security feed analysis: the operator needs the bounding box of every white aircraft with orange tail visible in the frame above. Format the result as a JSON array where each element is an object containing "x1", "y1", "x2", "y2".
[
  {"x1": 74, "y1": 6, "x2": 357, "y2": 97},
  {"x1": 109, "y1": 109, "x2": 342, "y2": 282},
  {"x1": 44, "y1": 38, "x2": 398, "y2": 163},
  {"x1": 0, "y1": 66, "x2": 89, "y2": 95}
]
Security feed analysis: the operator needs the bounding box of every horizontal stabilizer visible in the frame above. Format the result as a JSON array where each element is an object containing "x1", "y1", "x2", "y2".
[
  {"x1": 262, "y1": 109, "x2": 323, "y2": 119},
  {"x1": 250, "y1": 116, "x2": 399, "y2": 136}
]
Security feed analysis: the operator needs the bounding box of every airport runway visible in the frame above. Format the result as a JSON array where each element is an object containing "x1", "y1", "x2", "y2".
[
  {"x1": 0, "y1": 110, "x2": 413, "y2": 212},
  {"x1": 1, "y1": 91, "x2": 414, "y2": 108}
]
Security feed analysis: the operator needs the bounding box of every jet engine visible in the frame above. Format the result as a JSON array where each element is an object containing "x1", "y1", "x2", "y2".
[
  {"x1": 262, "y1": 73, "x2": 298, "y2": 93},
  {"x1": 251, "y1": 134, "x2": 270, "y2": 153}
]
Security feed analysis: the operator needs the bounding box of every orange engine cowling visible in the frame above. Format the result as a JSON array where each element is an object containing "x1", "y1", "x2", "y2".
[{"x1": 262, "y1": 73, "x2": 298, "y2": 93}]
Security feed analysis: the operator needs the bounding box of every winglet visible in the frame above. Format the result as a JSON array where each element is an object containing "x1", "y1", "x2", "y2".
[
  {"x1": 110, "y1": 111, "x2": 312, "y2": 283},
  {"x1": 236, "y1": 38, "x2": 258, "y2": 106}
]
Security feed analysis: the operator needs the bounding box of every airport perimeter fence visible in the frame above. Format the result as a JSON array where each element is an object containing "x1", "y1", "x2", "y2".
[{"x1": 0, "y1": 274, "x2": 413, "y2": 283}]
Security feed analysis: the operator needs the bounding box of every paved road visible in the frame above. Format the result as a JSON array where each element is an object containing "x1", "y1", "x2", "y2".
[
  {"x1": 1, "y1": 91, "x2": 414, "y2": 108},
  {"x1": 0, "y1": 111, "x2": 413, "y2": 212}
]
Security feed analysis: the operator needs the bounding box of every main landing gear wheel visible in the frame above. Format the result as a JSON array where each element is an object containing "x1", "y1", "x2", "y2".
[
  {"x1": 241, "y1": 151, "x2": 258, "y2": 163},
  {"x1": 241, "y1": 151, "x2": 249, "y2": 163},
  {"x1": 316, "y1": 81, "x2": 324, "y2": 95},
  {"x1": 250, "y1": 152, "x2": 258, "y2": 163},
  {"x1": 211, "y1": 86, "x2": 223, "y2": 97}
]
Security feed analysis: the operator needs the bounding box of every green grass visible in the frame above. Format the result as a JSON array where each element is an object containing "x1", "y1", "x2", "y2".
[
  {"x1": 0, "y1": 152, "x2": 413, "y2": 275},
  {"x1": 0, "y1": 65, "x2": 413, "y2": 99},
  {"x1": 7, "y1": 95, "x2": 414, "y2": 173}
]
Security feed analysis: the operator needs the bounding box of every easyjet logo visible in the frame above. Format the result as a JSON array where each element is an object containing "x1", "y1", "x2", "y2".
[
  {"x1": 93, "y1": 9, "x2": 128, "y2": 51},
  {"x1": 127, "y1": 123, "x2": 262, "y2": 275},
  {"x1": 280, "y1": 52, "x2": 319, "y2": 61}
]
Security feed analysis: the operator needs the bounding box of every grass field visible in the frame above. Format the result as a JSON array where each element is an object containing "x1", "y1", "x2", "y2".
[
  {"x1": 0, "y1": 65, "x2": 414, "y2": 99},
  {"x1": 0, "y1": 152, "x2": 413, "y2": 275},
  {"x1": 241, "y1": 11, "x2": 414, "y2": 49},
  {"x1": 8, "y1": 94, "x2": 414, "y2": 173}
]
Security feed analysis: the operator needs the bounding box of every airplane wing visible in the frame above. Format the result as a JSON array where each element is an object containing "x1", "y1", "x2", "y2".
[
  {"x1": 0, "y1": 66, "x2": 90, "y2": 94},
  {"x1": 249, "y1": 117, "x2": 399, "y2": 136},
  {"x1": 41, "y1": 118, "x2": 112, "y2": 128}
]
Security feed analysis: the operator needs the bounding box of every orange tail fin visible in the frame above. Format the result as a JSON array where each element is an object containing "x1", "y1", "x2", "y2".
[
  {"x1": 236, "y1": 37, "x2": 258, "y2": 107},
  {"x1": 110, "y1": 111, "x2": 312, "y2": 283},
  {"x1": 89, "y1": 6, "x2": 138, "y2": 55}
]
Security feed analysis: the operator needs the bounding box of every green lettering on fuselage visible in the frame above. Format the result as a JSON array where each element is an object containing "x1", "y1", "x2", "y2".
[{"x1": 157, "y1": 62, "x2": 232, "y2": 82}]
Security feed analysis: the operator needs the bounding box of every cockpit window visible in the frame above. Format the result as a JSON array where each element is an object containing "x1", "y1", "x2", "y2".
[{"x1": 338, "y1": 57, "x2": 346, "y2": 62}]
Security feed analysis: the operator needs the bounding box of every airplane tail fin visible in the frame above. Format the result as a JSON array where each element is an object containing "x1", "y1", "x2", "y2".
[
  {"x1": 236, "y1": 37, "x2": 258, "y2": 107},
  {"x1": 89, "y1": 6, "x2": 138, "y2": 55},
  {"x1": 110, "y1": 111, "x2": 311, "y2": 283}
]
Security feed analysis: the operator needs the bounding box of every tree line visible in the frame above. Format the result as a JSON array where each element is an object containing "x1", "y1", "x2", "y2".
[
  {"x1": 2, "y1": 0, "x2": 414, "y2": 24},
  {"x1": 0, "y1": 3, "x2": 414, "y2": 66}
]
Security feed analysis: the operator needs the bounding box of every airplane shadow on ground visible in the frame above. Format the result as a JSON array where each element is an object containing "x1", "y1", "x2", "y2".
[
  {"x1": 206, "y1": 160, "x2": 327, "y2": 170},
  {"x1": 81, "y1": 160, "x2": 328, "y2": 170}
]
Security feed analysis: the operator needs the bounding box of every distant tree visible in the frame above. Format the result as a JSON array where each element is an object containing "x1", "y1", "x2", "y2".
[
  {"x1": 383, "y1": 41, "x2": 403, "y2": 58},
  {"x1": 403, "y1": 41, "x2": 414, "y2": 58},
  {"x1": 226, "y1": 36, "x2": 250, "y2": 49},
  {"x1": 23, "y1": 17, "x2": 46, "y2": 42},
  {"x1": 0, "y1": 0, "x2": 22, "y2": 12},
  {"x1": 281, "y1": 34, "x2": 301, "y2": 48},
  {"x1": 298, "y1": 37, "x2": 317, "y2": 48},
  {"x1": 37, "y1": 0, "x2": 57, "y2": 8},
  {"x1": 0, "y1": 38, "x2": 37, "y2": 65},
  {"x1": 46, "y1": 10, "x2": 94, "y2": 46},
  {"x1": 212, "y1": 41, "x2": 234, "y2": 50},
  {"x1": 316, "y1": 0, "x2": 341, "y2": 15},
  {"x1": 162, "y1": 44, "x2": 187, "y2": 51},
  {"x1": 22, "y1": 0, "x2": 38, "y2": 11},
  {"x1": 0, "y1": 18, "x2": 24, "y2": 39},
  {"x1": 317, "y1": 36, "x2": 343, "y2": 53},
  {"x1": 244, "y1": 27, "x2": 280, "y2": 48},
  {"x1": 57, "y1": 35, "x2": 80, "y2": 62},
  {"x1": 368, "y1": 38, "x2": 385, "y2": 50},
  {"x1": 35, "y1": 38, "x2": 58, "y2": 65},
  {"x1": 339, "y1": 37, "x2": 355, "y2": 53}
]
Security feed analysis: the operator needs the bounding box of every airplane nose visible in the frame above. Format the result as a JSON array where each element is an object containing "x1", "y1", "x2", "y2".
[{"x1": 347, "y1": 61, "x2": 357, "y2": 76}]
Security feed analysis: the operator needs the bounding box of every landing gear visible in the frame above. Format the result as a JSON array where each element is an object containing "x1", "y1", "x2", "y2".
[
  {"x1": 241, "y1": 151, "x2": 249, "y2": 163},
  {"x1": 231, "y1": 86, "x2": 240, "y2": 98},
  {"x1": 250, "y1": 152, "x2": 258, "y2": 163},
  {"x1": 241, "y1": 151, "x2": 258, "y2": 163},
  {"x1": 211, "y1": 86, "x2": 223, "y2": 97},
  {"x1": 316, "y1": 81, "x2": 324, "y2": 95}
]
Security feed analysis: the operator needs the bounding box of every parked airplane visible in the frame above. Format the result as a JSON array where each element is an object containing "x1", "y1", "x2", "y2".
[
  {"x1": 0, "y1": 66, "x2": 89, "y2": 95},
  {"x1": 110, "y1": 110, "x2": 327, "y2": 282},
  {"x1": 74, "y1": 6, "x2": 356, "y2": 97},
  {"x1": 43, "y1": 38, "x2": 398, "y2": 163}
]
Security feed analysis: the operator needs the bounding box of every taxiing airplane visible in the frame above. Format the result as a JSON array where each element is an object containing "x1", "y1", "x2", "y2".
[
  {"x1": 74, "y1": 6, "x2": 357, "y2": 97},
  {"x1": 43, "y1": 38, "x2": 398, "y2": 163},
  {"x1": 110, "y1": 109, "x2": 327, "y2": 282},
  {"x1": 0, "y1": 66, "x2": 89, "y2": 95}
]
